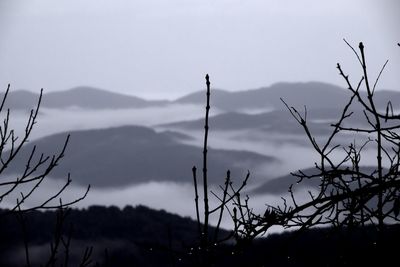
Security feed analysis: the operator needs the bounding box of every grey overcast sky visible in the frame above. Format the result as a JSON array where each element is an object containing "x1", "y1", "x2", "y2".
[{"x1": 0, "y1": 0, "x2": 399, "y2": 99}]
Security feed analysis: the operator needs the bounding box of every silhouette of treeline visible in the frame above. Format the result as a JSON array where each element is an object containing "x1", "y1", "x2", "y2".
[
  {"x1": 0, "y1": 205, "x2": 399, "y2": 266},
  {"x1": 0, "y1": 205, "x2": 222, "y2": 266},
  {"x1": 231, "y1": 225, "x2": 400, "y2": 267},
  {"x1": 0, "y1": 205, "x2": 201, "y2": 244}
]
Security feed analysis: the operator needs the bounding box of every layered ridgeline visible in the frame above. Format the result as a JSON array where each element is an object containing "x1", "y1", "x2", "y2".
[
  {"x1": 5, "y1": 81, "x2": 399, "y2": 111},
  {"x1": 252, "y1": 166, "x2": 385, "y2": 195},
  {"x1": 3, "y1": 81, "x2": 397, "y2": 189},
  {"x1": 157, "y1": 109, "x2": 353, "y2": 135},
  {"x1": 3, "y1": 125, "x2": 275, "y2": 187},
  {"x1": 175, "y1": 81, "x2": 400, "y2": 111},
  {"x1": 175, "y1": 82, "x2": 349, "y2": 111},
  {"x1": 0, "y1": 86, "x2": 168, "y2": 110}
]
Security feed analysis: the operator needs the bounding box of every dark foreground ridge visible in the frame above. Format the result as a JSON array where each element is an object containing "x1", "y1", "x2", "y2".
[{"x1": 0, "y1": 205, "x2": 398, "y2": 266}]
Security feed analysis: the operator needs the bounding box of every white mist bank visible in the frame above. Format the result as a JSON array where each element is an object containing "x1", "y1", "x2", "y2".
[
  {"x1": 1, "y1": 105, "x2": 387, "y2": 233},
  {"x1": 1, "y1": 177, "x2": 314, "y2": 233},
  {"x1": 6, "y1": 103, "x2": 221, "y2": 140},
  {"x1": 161, "y1": 129, "x2": 382, "y2": 184}
]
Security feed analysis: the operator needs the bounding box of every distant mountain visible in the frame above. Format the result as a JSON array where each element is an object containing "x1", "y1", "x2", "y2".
[
  {"x1": 158, "y1": 108, "x2": 364, "y2": 136},
  {"x1": 0, "y1": 90, "x2": 39, "y2": 110},
  {"x1": 4, "y1": 126, "x2": 275, "y2": 187},
  {"x1": 175, "y1": 88, "x2": 232, "y2": 106},
  {"x1": 252, "y1": 167, "x2": 320, "y2": 195},
  {"x1": 175, "y1": 82, "x2": 350, "y2": 111},
  {"x1": 3, "y1": 83, "x2": 398, "y2": 112},
  {"x1": 175, "y1": 82, "x2": 400, "y2": 112},
  {"x1": 253, "y1": 166, "x2": 382, "y2": 195},
  {"x1": 373, "y1": 89, "x2": 400, "y2": 109},
  {"x1": 43, "y1": 86, "x2": 168, "y2": 109},
  {"x1": 1, "y1": 87, "x2": 169, "y2": 110}
]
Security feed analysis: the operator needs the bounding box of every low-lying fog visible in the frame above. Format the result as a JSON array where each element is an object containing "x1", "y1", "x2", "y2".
[
  {"x1": 1, "y1": 177, "x2": 316, "y2": 232},
  {"x1": 2, "y1": 104, "x2": 385, "y2": 231},
  {"x1": 9, "y1": 104, "x2": 219, "y2": 140}
]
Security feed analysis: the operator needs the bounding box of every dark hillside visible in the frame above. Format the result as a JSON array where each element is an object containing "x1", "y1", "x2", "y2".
[
  {"x1": 0, "y1": 206, "x2": 398, "y2": 266},
  {"x1": 3, "y1": 125, "x2": 275, "y2": 187}
]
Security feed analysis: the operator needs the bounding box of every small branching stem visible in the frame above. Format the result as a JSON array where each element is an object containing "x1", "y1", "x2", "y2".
[{"x1": 202, "y1": 74, "x2": 211, "y2": 246}]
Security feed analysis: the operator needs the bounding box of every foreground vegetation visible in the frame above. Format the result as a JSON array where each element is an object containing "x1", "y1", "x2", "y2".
[{"x1": 0, "y1": 206, "x2": 398, "y2": 266}]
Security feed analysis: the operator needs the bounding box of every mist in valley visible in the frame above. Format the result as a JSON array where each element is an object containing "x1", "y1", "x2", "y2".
[
  {"x1": 2, "y1": 95, "x2": 387, "y2": 231},
  {"x1": 1, "y1": 1, "x2": 399, "y2": 265}
]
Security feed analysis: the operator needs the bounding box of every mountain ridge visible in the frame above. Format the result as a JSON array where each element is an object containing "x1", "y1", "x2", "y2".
[
  {"x1": 3, "y1": 125, "x2": 276, "y2": 187},
  {"x1": 4, "y1": 81, "x2": 399, "y2": 111},
  {"x1": 1, "y1": 86, "x2": 169, "y2": 110}
]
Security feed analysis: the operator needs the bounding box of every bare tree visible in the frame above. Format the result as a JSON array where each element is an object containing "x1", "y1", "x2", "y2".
[
  {"x1": 189, "y1": 74, "x2": 255, "y2": 266},
  {"x1": 0, "y1": 85, "x2": 89, "y2": 214},
  {"x1": 227, "y1": 41, "x2": 400, "y2": 239},
  {"x1": 0, "y1": 85, "x2": 90, "y2": 266}
]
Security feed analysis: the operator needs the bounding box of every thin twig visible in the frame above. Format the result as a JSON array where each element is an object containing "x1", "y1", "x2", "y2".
[
  {"x1": 192, "y1": 166, "x2": 201, "y2": 238},
  {"x1": 202, "y1": 74, "x2": 211, "y2": 246}
]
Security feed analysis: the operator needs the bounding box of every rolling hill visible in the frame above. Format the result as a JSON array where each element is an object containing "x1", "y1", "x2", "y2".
[
  {"x1": 42, "y1": 86, "x2": 168, "y2": 109},
  {"x1": 1, "y1": 86, "x2": 168, "y2": 110},
  {"x1": 252, "y1": 166, "x2": 383, "y2": 195},
  {"x1": 158, "y1": 108, "x2": 366, "y2": 136},
  {"x1": 174, "y1": 81, "x2": 350, "y2": 111},
  {"x1": 3, "y1": 125, "x2": 276, "y2": 187},
  {"x1": 4, "y1": 82, "x2": 398, "y2": 112}
]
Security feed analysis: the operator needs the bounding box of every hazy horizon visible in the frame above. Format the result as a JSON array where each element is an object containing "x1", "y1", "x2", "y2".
[
  {"x1": 1, "y1": 80, "x2": 353, "y2": 101},
  {"x1": 0, "y1": 0, "x2": 399, "y2": 100}
]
